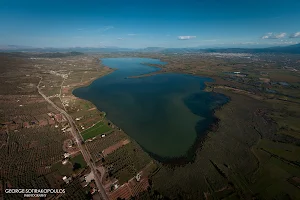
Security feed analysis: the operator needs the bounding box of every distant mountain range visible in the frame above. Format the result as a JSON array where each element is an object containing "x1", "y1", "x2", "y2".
[
  {"x1": 139, "y1": 43, "x2": 300, "y2": 54},
  {"x1": 1, "y1": 43, "x2": 300, "y2": 54},
  {"x1": 0, "y1": 45, "x2": 133, "y2": 53}
]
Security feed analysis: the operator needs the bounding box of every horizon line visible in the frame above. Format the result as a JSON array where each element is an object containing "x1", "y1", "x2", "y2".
[{"x1": 0, "y1": 42, "x2": 299, "y2": 50}]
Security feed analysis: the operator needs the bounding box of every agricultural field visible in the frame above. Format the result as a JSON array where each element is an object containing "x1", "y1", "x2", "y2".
[
  {"x1": 86, "y1": 130, "x2": 128, "y2": 161},
  {"x1": 80, "y1": 121, "x2": 112, "y2": 141},
  {"x1": 59, "y1": 177, "x2": 92, "y2": 200},
  {"x1": 51, "y1": 153, "x2": 88, "y2": 177},
  {"x1": 103, "y1": 141, "x2": 152, "y2": 185},
  {"x1": 70, "y1": 154, "x2": 88, "y2": 169}
]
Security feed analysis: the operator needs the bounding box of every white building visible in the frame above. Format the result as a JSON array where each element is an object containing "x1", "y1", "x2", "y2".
[
  {"x1": 62, "y1": 159, "x2": 68, "y2": 165},
  {"x1": 64, "y1": 153, "x2": 71, "y2": 158},
  {"x1": 62, "y1": 176, "x2": 72, "y2": 184}
]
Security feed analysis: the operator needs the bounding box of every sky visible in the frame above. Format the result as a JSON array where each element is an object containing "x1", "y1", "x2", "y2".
[{"x1": 1, "y1": 0, "x2": 300, "y2": 48}]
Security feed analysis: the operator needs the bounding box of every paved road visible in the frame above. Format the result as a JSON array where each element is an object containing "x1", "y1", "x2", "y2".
[{"x1": 37, "y1": 77, "x2": 109, "y2": 200}]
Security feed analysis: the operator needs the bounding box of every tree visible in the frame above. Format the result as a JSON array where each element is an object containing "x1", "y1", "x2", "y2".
[{"x1": 73, "y1": 162, "x2": 81, "y2": 171}]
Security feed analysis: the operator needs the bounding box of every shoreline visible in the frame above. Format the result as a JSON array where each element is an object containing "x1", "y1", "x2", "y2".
[
  {"x1": 126, "y1": 62, "x2": 166, "y2": 79},
  {"x1": 69, "y1": 59, "x2": 116, "y2": 93},
  {"x1": 69, "y1": 68, "x2": 116, "y2": 93},
  {"x1": 70, "y1": 56, "x2": 231, "y2": 165}
]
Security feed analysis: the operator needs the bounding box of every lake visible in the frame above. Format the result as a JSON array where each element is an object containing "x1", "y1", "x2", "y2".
[{"x1": 73, "y1": 58, "x2": 228, "y2": 159}]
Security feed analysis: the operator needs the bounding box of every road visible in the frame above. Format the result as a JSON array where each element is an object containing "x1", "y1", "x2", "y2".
[{"x1": 37, "y1": 77, "x2": 109, "y2": 200}]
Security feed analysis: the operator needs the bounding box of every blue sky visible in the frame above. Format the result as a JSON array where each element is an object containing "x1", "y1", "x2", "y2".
[{"x1": 1, "y1": 0, "x2": 300, "y2": 48}]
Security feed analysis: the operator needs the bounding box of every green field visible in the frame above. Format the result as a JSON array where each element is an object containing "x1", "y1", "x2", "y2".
[
  {"x1": 70, "y1": 154, "x2": 87, "y2": 169},
  {"x1": 81, "y1": 121, "x2": 111, "y2": 141},
  {"x1": 51, "y1": 161, "x2": 73, "y2": 176},
  {"x1": 51, "y1": 154, "x2": 87, "y2": 176}
]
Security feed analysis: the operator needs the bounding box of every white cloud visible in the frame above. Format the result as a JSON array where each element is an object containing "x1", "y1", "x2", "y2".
[
  {"x1": 271, "y1": 41, "x2": 297, "y2": 45},
  {"x1": 127, "y1": 33, "x2": 137, "y2": 36},
  {"x1": 117, "y1": 38, "x2": 123, "y2": 40},
  {"x1": 178, "y1": 36, "x2": 196, "y2": 40},
  {"x1": 202, "y1": 39, "x2": 217, "y2": 42},
  {"x1": 97, "y1": 26, "x2": 114, "y2": 33},
  {"x1": 104, "y1": 26, "x2": 114, "y2": 31},
  {"x1": 261, "y1": 32, "x2": 286, "y2": 39},
  {"x1": 289, "y1": 32, "x2": 300, "y2": 38},
  {"x1": 235, "y1": 42, "x2": 258, "y2": 45}
]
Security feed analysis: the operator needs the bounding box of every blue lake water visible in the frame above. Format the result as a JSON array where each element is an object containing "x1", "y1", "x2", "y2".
[{"x1": 73, "y1": 58, "x2": 228, "y2": 158}]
